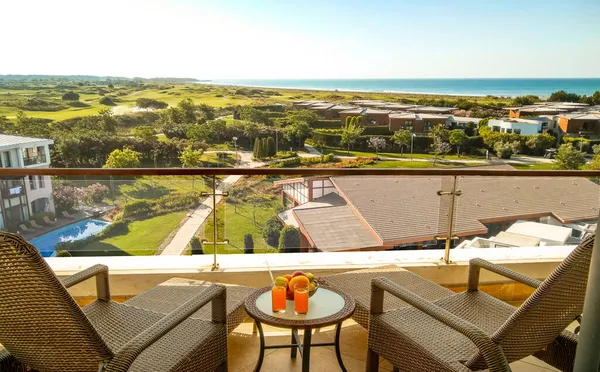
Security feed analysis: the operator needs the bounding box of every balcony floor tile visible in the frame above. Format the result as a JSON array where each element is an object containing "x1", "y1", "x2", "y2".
[{"x1": 228, "y1": 320, "x2": 559, "y2": 371}]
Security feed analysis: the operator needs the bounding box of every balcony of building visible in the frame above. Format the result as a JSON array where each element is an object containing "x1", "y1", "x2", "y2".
[{"x1": 0, "y1": 167, "x2": 598, "y2": 372}]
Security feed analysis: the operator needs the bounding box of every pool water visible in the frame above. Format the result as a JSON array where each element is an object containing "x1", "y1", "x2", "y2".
[{"x1": 30, "y1": 219, "x2": 110, "y2": 257}]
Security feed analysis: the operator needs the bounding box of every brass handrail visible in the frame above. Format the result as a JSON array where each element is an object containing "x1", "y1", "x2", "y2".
[{"x1": 0, "y1": 167, "x2": 599, "y2": 177}]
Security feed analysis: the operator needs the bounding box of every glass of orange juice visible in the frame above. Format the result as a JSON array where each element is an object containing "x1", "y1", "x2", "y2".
[
  {"x1": 294, "y1": 283, "x2": 309, "y2": 315},
  {"x1": 271, "y1": 284, "x2": 287, "y2": 313}
]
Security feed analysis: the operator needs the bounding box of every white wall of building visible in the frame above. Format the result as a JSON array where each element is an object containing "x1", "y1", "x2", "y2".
[{"x1": 489, "y1": 119, "x2": 542, "y2": 135}]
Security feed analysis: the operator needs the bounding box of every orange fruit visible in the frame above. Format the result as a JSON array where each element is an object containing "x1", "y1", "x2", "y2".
[
  {"x1": 283, "y1": 274, "x2": 293, "y2": 282},
  {"x1": 288, "y1": 275, "x2": 310, "y2": 290}
]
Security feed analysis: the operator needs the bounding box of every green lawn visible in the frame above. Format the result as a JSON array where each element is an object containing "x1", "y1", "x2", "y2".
[
  {"x1": 83, "y1": 211, "x2": 187, "y2": 256},
  {"x1": 118, "y1": 176, "x2": 208, "y2": 201},
  {"x1": 364, "y1": 160, "x2": 485, "y2": 168},
  {"x1": 509, "y1": 162, "x2": 556, "y2": 170},
  {"x1": 201, "y1": 199, "x2": 281, "y2": 254},
  {"x1": 321, "y1": 147, "x2": 482, "y2": 160}
]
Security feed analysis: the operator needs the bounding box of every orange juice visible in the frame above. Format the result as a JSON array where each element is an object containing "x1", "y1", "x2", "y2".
[
  {"x1": 272, "y1": 285, "x2": 287, "y2": 313},
  {"x1": 294, "y1": 283, "x2": 309, "y2": 314}
]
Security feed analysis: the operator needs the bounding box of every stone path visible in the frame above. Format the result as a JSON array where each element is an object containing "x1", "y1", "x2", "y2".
[{"x1": 160, "y1": 151, "x2": 261, "y2": 255}]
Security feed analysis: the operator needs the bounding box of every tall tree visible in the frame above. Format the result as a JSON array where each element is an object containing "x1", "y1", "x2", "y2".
[
  {"x1": 178, "y1": 145, "x2": 203, "y2": 168},
  {"x1": 103, "y1": 148, "x2": 141, "y2": 168},
  {"x1": 179, "y1": 145, "x2": 204, "y2": 188},
  {"x1": 278, "y1": 226, "x2": 301, "y2": 253},
  {"x1": 368, "y1": 136, "x2": 387, "y2": 159},
  {"x1": 449, "y1": 130, "x2": 468, "y2": 156},
  {"x1": 341, "y1": 119, "x2": 364, "y2": 154},
  {"x1": 554, "y1": 143, "x2": 586, "y2": 170},
  {"x1": 431, "y1": 140, "x2": 452, "y2": 165},
  {"x1": 391, "y1": 130, "x2": 411, "y2": 155},
  {"x1": 266, "y1": 137, "x2": 276, "y2": 158}
]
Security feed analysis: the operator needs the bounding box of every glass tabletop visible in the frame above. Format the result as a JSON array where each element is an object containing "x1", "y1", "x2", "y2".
[{"x1": 255, "y1": 288, "x2": 345, "y2": 321}]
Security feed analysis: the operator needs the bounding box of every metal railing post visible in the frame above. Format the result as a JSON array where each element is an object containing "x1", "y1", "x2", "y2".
[
  {"x1": 573, "y1": 215, "x2": 600, "y2": 372},
  {"x1": 201, "y1": 174, "x2": 229, "y2": 271},
  {"x1": 436, "y1": 176, "x2": 461, "y2": 264}
]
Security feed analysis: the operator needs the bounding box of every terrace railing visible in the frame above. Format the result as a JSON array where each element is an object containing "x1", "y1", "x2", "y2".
[{"x1": 0, "y1": 167, "x2": 597, "y2": 265}]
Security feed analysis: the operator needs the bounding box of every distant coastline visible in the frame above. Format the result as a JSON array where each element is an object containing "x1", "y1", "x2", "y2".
[{"x1": 201, "y1": 78, "x2": 600, "y2": 98}]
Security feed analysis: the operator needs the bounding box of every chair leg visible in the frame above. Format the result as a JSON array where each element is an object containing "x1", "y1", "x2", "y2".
[
  {"x1": 366, "y1": 347, "x2": 379, "y2": 372},
  {"x1": 216, "y1": 360, "x2": 228, "y2": 372}
]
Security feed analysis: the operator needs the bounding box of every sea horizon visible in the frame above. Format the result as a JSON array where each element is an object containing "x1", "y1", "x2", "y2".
[{"x1": 201, "y1": 78, "x2": 600, "y2": 98}]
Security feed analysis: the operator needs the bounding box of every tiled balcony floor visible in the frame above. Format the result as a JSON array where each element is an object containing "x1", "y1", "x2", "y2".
[{"x1": 228, "y1": 319, "x2": 560, "y2": 372}]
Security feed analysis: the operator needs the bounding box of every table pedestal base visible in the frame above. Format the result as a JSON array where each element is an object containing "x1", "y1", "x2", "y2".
[{"x1": 253, "y1": 321, "x2": 347, "y2": 372}]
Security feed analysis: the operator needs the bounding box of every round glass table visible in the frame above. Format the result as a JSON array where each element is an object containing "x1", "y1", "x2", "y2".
[{"x1": 245, "y1": 286, "x2": 355, "y2": 372}]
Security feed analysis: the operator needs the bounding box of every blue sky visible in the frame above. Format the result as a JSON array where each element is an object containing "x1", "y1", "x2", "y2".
[{"x1": 1, "y1": 0, "x2": 599, "y2": 78}]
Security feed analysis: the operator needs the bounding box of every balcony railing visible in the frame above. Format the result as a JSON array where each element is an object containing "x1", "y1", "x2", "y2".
[
  {"x1": 22, "y1": 153, "x2": 48, "y2": 166},
  {"x1": 0, "y1": 167, "x2": 597, "y2": 267}
]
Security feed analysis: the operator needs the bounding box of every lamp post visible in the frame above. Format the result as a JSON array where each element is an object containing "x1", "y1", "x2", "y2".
[
  {"x1": 410, "y1": 133, "x2": 416, "y2": 161},
  {"x1": 232, "y1": 136, "x2": 238, "y2": 166}
]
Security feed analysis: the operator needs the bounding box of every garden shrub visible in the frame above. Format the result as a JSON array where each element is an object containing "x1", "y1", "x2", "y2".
[
  {"x1": 263, "y1": 217, "x2": 283, "y2": 247},
  {"x1": 189, "y1": 236, "x2": 203, "y2": 255},
  {"x1": 244, "y1": 233, "x2": 254, "y2": 254},
  {"x1": 278, "y1": 226, "x2": 301, "y2": 253}
]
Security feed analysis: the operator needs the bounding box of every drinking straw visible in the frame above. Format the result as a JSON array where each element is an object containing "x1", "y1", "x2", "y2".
[{"x1": 266, "y1": 260, "x2": 275, "y2": 284}]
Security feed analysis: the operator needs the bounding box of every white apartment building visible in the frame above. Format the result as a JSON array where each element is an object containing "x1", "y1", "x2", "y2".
[
  {"x1": 488, "y1": 118, "x2": 545, "y2": 135},
  {"x1": 0, "y1": 134, "x2": 55, "y2": 229}
]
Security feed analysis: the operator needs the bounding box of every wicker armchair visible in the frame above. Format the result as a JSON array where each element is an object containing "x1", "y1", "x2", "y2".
[
  {"x1": 0, "y1": 232, "x2": 229, "y2": 372},
  {"x1": 366, "y1": 234, "x2": 595, "y2": 372}
]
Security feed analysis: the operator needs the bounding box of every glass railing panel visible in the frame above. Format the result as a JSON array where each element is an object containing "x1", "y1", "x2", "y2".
[{"x1": 452, "y1": 174, "x2": 598, "y2": 252}]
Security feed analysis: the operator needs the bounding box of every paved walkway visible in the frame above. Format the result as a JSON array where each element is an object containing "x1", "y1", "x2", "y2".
[{"x1": 160, "y1": 151, "x2": 261, "y2": 255}]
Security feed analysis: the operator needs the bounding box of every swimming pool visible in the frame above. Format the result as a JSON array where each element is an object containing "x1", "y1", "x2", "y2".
[{"x1": 30, "y1": 219, "x2": 110, "y2": 257}]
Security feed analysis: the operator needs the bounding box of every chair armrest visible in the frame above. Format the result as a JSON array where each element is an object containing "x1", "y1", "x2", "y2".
[
  {"x1": 61, "y1": 264, "x2": 110, "y2": 301},
  {"x1": 467, "y1": 258, "x2": 542, "y2": 292},
  {"x1": 371, "y1": 277, "x2": 510, "y2": 372},
  {"x1": 104, "y1": 284, "x2": 226, "y2": 372},
  {"x1": 0, "y1": 348, "x2": 22, "y2": 372}
]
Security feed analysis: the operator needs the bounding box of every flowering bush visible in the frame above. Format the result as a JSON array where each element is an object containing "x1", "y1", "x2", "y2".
[
  {"x1": 52, "y1": 185, "x2": 80, "y2": 212},
  {"x1": 82, "y1": 183, "x2": 109, "y2": 204}
]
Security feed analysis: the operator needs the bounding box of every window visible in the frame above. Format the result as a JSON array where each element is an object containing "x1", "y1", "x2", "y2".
[
  {"x1": 38, "y1": 176, "x2": 45, "y2": 189},
  {"x1": 506, "y1": 128, "x2": 513, "y2": 134},
  {"x1": 1, "y1": 151, "x2": 11, "y2": 168},
  {"x1": 29, "y1": 176, "x2": 37, "y2": 190},
  {"x1": 514, "y1": 129, "x2": 521, "y2": 134}
]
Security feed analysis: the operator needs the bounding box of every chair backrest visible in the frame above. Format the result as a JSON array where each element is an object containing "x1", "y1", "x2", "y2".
[
  {"x1": 466, "y1": 234, "x2": 595, "y2": 369},
  {"x1": 0, "y1": 232, "x2": 113, "y2": 372}
]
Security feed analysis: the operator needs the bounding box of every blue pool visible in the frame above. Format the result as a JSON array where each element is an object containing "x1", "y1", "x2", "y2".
[{"x1": 30, "y1": 219, "x2": 110, "y2": 257}]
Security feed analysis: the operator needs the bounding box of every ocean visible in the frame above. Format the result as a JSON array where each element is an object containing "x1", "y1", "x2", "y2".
[{"x1": 204, "y1": 78, "x2": 600, "y2": 98}]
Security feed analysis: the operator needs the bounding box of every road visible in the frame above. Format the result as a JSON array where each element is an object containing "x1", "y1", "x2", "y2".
[{"x1": 159, "y1": 151, "x2": 261, "y2": 255}]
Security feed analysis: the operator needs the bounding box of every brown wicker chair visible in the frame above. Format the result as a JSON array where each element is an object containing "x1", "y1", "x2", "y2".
[
  {"x1": 0, "y1": 232, "x2": 229, "y2": 372},
  {"x1": 366, "y1": 234, "x2": 595, "y2": 372}
]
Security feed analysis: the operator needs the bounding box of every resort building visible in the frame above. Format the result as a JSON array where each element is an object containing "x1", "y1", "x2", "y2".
[
  {"x1": 0, "y1": 134, "x2": 55, "y2": 230},
  {"x1": 446, "y1": 115, "x2": 482, "y2": 130},
  {"x1": 338, "y1": 108, "x2": 366, "y2": 124},
  {"x1": 363, "y1": 109, "x2": 392, "y2": 126},
  {"x1": 388, "y1": 113, "x2": 448, "y2": 132},
  {"x1": 488, "y1": 118, "x2": 546, "y2": 135},
  {"x1": 325, "y1": 104, "x2": 358, "y2": 120},
  {"x1": 558, "y1": 112, "x2": 600, "y2": 138},
  {"x1": 506, "y1": 102, "x2": 589, "y2": 118},
  {"x1": 274, "y1": 170, "x2": 599, "y2": 252},
  {"x1": 407, "y1": 106, "x2": 456, "y2": 114}
]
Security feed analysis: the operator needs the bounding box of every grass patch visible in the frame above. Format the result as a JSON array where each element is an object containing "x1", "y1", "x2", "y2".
[
  {"x1": 365, "y1": 160, "x2": 485, "y2": 168},
  {"x1": 320, "y1": 147, "x2": 481, "y2": 160},
  {"x1": 84, "y1": 211, "x2": 187, "y2": 256},
  {"x1": 509, "y1": 162, "x2": 556, "y2": 170},
  {"x1": 200, "y1": 177, "x2": 281, "y2": 254},
  {"x1": 119, "y1": 176, "x2": 209, "y2": 201}
]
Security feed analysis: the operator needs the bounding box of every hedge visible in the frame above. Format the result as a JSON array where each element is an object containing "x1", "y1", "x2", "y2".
[
  {"x1": 312, "y1": 120, "x2": 343, "y2": 129},
  {"x1": 362, "y1": 126, "x2": 393, "y2": 136},
  {"x1": 562, "y1": 137, "x2": 600, "y2": 153},
  {"x1": 268, "y1": 153, "x2": 335, "y2": 168}
]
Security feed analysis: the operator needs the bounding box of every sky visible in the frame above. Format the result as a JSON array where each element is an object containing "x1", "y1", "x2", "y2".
[{"x1": 1, "y1": 0, "x2": 599, "y2": 79}]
